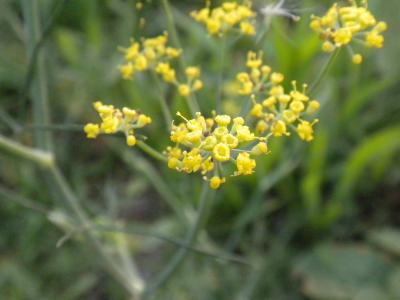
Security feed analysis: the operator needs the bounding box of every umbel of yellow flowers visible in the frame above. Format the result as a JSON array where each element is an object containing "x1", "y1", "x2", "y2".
[
  {"x1": 310, "y1": 0, "x2": 387, "y2": 64},
  {"x1": 84, "y1": 101, "x2": 152, "y2": 147},
  {"x1": 236, "y1": 51, "x2": 320, "y2": 142},
  {"x1": 191, "y1": 1, "x2": 256, "y2": 36},
  {"x1": 119, "y1": 33, "x2": 203, "y2": 98},
  {"x1": 166, "y1": 112, "x2": 269, "y2": 189}
]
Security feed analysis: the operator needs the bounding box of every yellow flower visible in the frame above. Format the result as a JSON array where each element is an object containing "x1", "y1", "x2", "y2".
[
  {"x1": 213, "y1": 143, "x2": 231, "y2": 162},
  {"x1": 240, "y1": 21, "x2": 256, "y2": 35},
  {"x1": 352, "y1": 54, "x2": 363, "y2": 64},
  {"x1": 251, "y1": 142, "x2": 268, "y2": 156},
  {"x1": 167, "y1": 111, "x2": 264, "y2": 187},
  {"x1": 191, "y1": 1, "x2": 256, "y2": 36},
  {"x1": 84, "y1": 101, "x2": 151, "y2": 147},
  {"x1": 271, "y1": 120, "x2": 289, "y2": 137},
  {"x1": 126, "y1": 135, "x2": 136, "y2": 147},
  {"x1": 185, "y1": 66, "x2": 201, "y2": 79},
  {"x1": 209, "y1": 176, "x2": 225, "y2": 189},
  {"x1": 235, "y1": 152, "x2": 256, "y2": 175},
  {"x1": 310, "y1": 1, "x2": 387, "y2": 63},
  {"x1": 178, "y1": 84, "x2": 191, "y2": 97},
  {"x1": 84, "y1": 123, "x2": 100, "y2": 139},
  {"x1": 296, "y1": 120, "x2": 318, "y2": 142}
]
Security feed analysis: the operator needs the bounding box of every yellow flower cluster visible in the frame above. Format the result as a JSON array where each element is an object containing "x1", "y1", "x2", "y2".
[
  {"x1": 236, "y1": 51, "x2": 319, "y2": 142},
  {"x1": 191, "y1": 1, "x2": 256, "y2": 36},
  {"x1": 310, "y1": 0, "x2": 387, "y2": 64},
  {"x1": 119, "y1": 33, "x2": 203, "y2": 97},
  {"x1": 84, "y1": 101, "x2": 152, "y2": 147},
  {"x1": 118, "y1": 33, "x2": 182, "y2": 80},
  {"x1": 237, "y1": 51, "x2": 279, "y2": 95},
  {"x1": 156, "y1": 65, "x2": 204, "y2": 97},
  {"x1": 166, "y1": 112, "x2": 268, "y2": 189}
]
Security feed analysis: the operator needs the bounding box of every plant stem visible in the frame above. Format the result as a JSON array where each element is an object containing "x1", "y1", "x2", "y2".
[
  {"x1": 48, "y1": 165, "x2": 144, "y2": 297},
  {"x1": 151, "y1": 72, "x2": 173, "y2": 127},
  {"x1": 143, "y1": 182, "x2": 214, "y2": 295},
  {"x1": 216, "y1": 37, "x2": 226, "y2": 113},
  {"x1": 161, "y1": 0, "x2": 184, "y2": 71},
  {"x1": 309, "y1": 49, "x2": 340, "y2": 96},
  {"x1": 0, "y1": 134, "x2": 54, "y2": 168},
  {"x1": 161, "y1": 0, "x2": 201, "y2": 116},
  {"x1": 136, "y1": 140, "x2": 167, "y2": 162},
  {"x1": 21, "y1": 0, "x2": 53, "y2": 151}
]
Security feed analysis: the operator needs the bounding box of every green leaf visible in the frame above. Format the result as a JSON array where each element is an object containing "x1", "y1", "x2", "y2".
[
  {"x1": 293, "y1": 243, "x2": 391, "y2": 300},
  {"x1": 368, "y1": 228, "x2": 400, "y2": 257}
]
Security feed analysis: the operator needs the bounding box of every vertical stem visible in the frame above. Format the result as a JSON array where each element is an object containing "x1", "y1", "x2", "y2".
[
  {"x1": 161, "y1": 0, "x2": 201, "y2": 116},
  {"x1": 143, "y1": 182, "x2": 214, "y2": 295},
  {"x1": 21, "y1": 1, "x2": 143, "y2": 297},
  {"x1": 161, "y1": 0, "x2": 184, "y2": 70},
  {"x1": 151, "y1": 72, "x2": 173, "y2": 128},
  {"x1": 49, "y1": 166, "x2": 143, "y2": 297},
  {"x1": 309, "y1": 49, "x2": 340, "y2": 96},
  {"x1": 21, "y1": 0, "x2": 53, "y2": 151},
  {"x1": 216, "y1": 38, "x2": 226, "y2": 113}
]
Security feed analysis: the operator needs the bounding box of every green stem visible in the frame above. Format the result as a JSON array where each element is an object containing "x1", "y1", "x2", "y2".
[
  {"x1": 143, "y1": 182, "x2": 214, "y2": 295},
  {"x1": 21, "y1": 0, "x2": 53, "y2": 151},
  {"x1": 0, "y1": 134, "x2": 54, "y2": 168},
  {"x1": 161, "y1": 0, "x2": 184, "y2": 71},
  {"x1": 161, "y1": 0, "x2": 201, "y2": 116},
  {"x1": 151, "y1": 72, "x2": 173, "y2": 127},
  {"x1": 309, "y1": 49, "x2": 340, "y2": 96},
  {"x1": 216, "y1": 37, "x2": 226, "y2": 113},
  {"x1": 136, "y1": 140, "x2": 167, "y2": 162},
  {"x1": 48, "y1": 165, "x2": 144, "y2": 297}
]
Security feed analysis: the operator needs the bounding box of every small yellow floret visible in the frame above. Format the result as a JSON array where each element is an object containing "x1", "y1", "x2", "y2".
[
  {"x1": 178, "y1": 84, "x2": 191, "y2": 97},
  {"x1": 210, "y1": 176, "x2": 225, "y2": 189},
  {"x1": 213, "y1": 143, "x2": 231, "y2": 162},
  {"x1": 352, "y1": 54, "x2": 363, "y2": 64},
  {"x1": 84, "y1": 123, "x2": 100, "y2": 139},
  {"x1": 126, "y1": 135, "x2": 136, "y2": 146},
  {"x1": 235, "y1": 152, "x2": 256, "y2": 175}
]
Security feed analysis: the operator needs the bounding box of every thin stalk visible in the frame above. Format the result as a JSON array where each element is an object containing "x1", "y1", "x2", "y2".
[
  {"x1": 151, "y1": 72, "x2": 173, "y2": 127},
  {"x1": 19, "y1": 0, "x2": 68, "y2": 112},
  {"x1": 136, "y1": 140, "x2": 167, "y2": 162},
  {"x1": 0, "y1": 185, "x2": 48, "y2": 214},
  {"x1": 309, "y1": 49, "x2": 340, "y2": 96},
  {"x1": 48, "y1": 165, "x2": 144, "y2": 297},
  {"x1": 216, "y1": 38, "x2": 226, "y2": 113},
  {"x1": 0, "y1": 134, "x2": 54, "y2": 168},
  {"x1": 143, "y1": 182, "x2": 214, "y2": 295},
  {"x1": 21, "y1": 0, "x2": 53, "y2": 151},
  {"x1": 161, "y1": 0, "x2": 184, "y2": 71},
  {"x1": 161, "y1": 0, "x2": 201, "y2": 115}
]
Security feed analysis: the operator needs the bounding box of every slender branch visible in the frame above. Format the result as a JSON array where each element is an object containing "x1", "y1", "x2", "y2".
[
  {"x1": 137, "y1": 140, "x2": 167, "y2": 162},
  {"x1": 0, "y1": 134, "x2": 54, "y2": 168},
  {"x1": 22, "y1": 0, "x2": 53, "y2": 151},
  {"x1": 143, "y1": 182, "x2": 214, "y2": 295},
  {"x1": 151, "y1": 72, "x2": 173, "y2": 127},
  {"x1": 19, "y1": 0, "x2": 69, "y2": 113},
  {"x1": 48, "y1": 165, "x2": 144, "y2": 297},
  {"x1": 161, "y1": 0, "x2": 201, "y2": 116},
  {"x1": 216, "y1": 37, "x2": 226, "y2": 113},
  {"x1": 309, "y1": 49, "x2": 340, "y2": 96}
]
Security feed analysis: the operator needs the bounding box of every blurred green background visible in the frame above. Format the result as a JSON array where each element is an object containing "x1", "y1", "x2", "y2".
[{"x1": 1, "y1": 0, "x2": 400, "y2": 299}]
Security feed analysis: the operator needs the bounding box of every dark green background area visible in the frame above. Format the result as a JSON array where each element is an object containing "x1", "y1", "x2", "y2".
[{"x1": 0, "y1": 0, "x2": 399, "y2": 299}]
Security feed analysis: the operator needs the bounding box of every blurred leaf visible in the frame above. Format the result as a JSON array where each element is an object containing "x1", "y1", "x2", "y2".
[
  {"x1": 368, "y1": 228, "x2": 400, "y2": 257},
  {"x1": 323, "y1": 125, "x2": 400, "y2": 224},
  {"x1": 342, "y1": 77, "x2": 398, "y2": 122},
  {"x1": 388, "y1": 268, "x2": 400, "y2": 298},
  {"x1": 293, "y1": 243, "x2": 391, "y2": 300}
]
